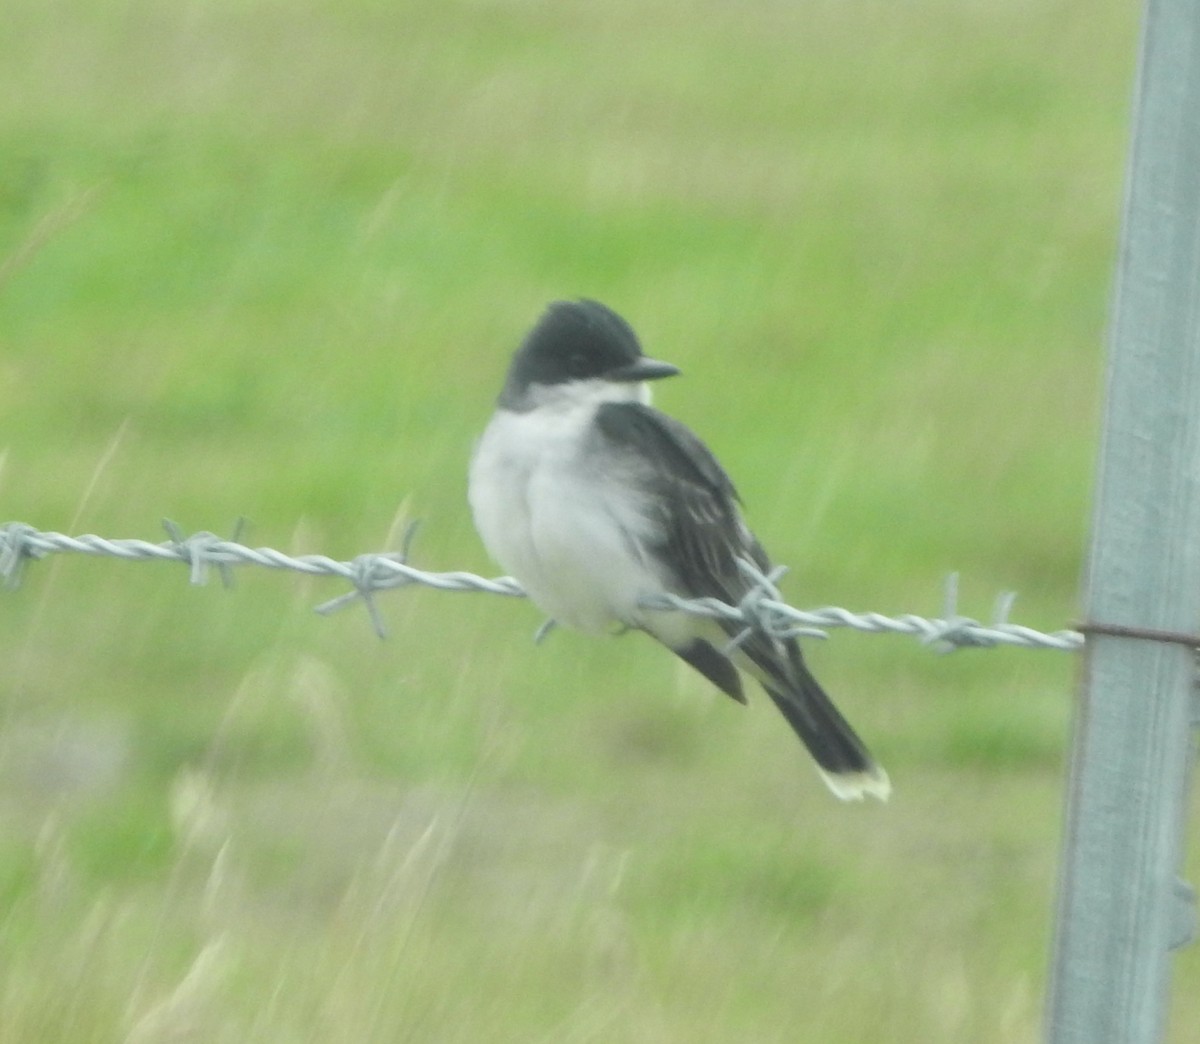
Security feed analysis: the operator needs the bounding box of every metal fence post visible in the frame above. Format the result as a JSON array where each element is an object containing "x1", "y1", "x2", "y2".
[{"x1": 1045, "y1": 0, "x2": 1200, "y2": 1039}]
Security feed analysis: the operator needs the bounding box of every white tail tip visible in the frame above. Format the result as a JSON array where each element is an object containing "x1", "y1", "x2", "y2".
[{"x1": 819, "y1": 766, "x2": 892, "y2": 802}]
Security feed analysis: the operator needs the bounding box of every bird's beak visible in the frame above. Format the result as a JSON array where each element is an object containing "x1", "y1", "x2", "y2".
[{"x1": 606, "y1": 357, "x2": 681, "y2": 383}]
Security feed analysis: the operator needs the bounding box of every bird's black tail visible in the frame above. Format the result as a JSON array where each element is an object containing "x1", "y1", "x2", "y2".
[{"x1": 748, "y1": 641, "x2": 890, "y2": 801}]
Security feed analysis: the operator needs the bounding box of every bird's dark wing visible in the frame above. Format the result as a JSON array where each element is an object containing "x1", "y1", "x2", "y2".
[
  {"x1": 594, "y1": 402, "x2": 885, "y2": 795},
  {"x1": 592, "y1": 401, "x2": 768, "y2": 606}
]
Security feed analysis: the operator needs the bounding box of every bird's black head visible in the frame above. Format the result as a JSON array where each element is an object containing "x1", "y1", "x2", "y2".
[{"x1": 499, "y1": 299, "x2": 679, "y2": 409}]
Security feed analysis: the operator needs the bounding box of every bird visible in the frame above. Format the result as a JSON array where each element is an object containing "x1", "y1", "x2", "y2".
[{"x1": 468, "y1": 299, "x2": 889, "y2": 801}]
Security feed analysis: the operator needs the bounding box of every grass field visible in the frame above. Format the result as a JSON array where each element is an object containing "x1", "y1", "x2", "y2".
[{"x1": 3, "y1": 0, "x2": 1198, "y2": 1040}]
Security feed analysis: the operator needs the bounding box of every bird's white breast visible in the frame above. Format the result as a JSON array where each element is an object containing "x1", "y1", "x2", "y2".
[{"x1": 468, "y1": 384, "x2": 664, "y2": 634}]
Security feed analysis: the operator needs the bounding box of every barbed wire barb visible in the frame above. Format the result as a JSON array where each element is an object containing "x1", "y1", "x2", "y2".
[
  {"x1": 918, "y1": 571, "x2": 1007, "y2": 652},
  {"x1": 0, "y1": 520, "x2": 1085, "y2": 653},
  {"x1": 0, "y1": 522, "x2": 45, "y2": 590}
]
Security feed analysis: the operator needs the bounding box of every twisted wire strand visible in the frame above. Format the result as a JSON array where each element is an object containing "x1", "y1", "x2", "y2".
[{"x1": 0, "y1": 520, "x2": 1083, "y2": 651}]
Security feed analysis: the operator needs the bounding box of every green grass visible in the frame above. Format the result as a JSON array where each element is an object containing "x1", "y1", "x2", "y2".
[{"x1": 4, "y1": 0, "x2": 1198, "y2": 1039}]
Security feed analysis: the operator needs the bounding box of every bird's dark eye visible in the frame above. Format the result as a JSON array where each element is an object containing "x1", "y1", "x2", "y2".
[{"x1": 567, "y1": 352, "x2": 588, "y2": 374}]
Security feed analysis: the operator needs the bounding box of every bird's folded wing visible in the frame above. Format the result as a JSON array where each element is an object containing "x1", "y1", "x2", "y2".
[{"x1": 592, "y1": 402, "x2": 770, "y2": 607}]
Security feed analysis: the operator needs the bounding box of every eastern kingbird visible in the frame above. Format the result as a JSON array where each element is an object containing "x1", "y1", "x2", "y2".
[{"x1": 468, "y1": 299, "x2": 889, "y2": 801}]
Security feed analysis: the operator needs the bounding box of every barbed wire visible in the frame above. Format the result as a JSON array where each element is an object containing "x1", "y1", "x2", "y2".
[{"x1": 0, "y1": 519, "x2": 1084, "y2": 653}]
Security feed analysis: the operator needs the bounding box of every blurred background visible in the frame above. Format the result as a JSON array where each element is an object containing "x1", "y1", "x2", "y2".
[{"x1": 3, "y1": 0, "x2": 1195, "y2": 1040}]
